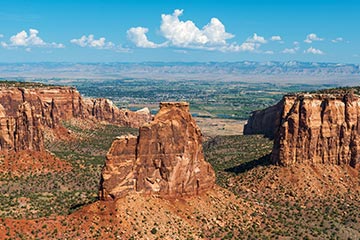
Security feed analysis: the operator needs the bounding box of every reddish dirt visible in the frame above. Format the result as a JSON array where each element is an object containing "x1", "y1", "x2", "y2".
[
  {"x1": 0, "y1": 150, "x2": 72, "y2": 177},
  {"x1": 0, "y1": 186, "x2": 260, "y2": 239}
]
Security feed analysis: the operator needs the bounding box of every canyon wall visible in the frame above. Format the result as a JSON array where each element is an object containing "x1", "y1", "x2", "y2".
[
  {"x1": 99, "y1": 102, "x2": 216, "y2": 200},
  {"x1": 272, "y1": 93, "x2": 360, "y2": 168},
  {"x1": 243, "y1": 101, "x2": 282, "y2": 139},
  {"x1": 0, "y1": 86, "x2": 151, "y2": 152},
  {"x1": 246, "y1": 92, "x2": 360, "y2": 168},
  {"x1": 0, "y1": 102, "x2": 44, "y2": 151}
]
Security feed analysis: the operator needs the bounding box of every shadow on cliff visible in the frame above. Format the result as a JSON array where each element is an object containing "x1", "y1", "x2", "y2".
[{"x1": 225, "y1": 153, "x2": 272, "y2": 174}]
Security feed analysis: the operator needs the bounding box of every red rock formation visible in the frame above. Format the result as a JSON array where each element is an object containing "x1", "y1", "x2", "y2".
[
  {"x1": 0, "y1": 85, "x2": 151, "y2": 152},
  {"x1": 85, "y1": 98, "x2": 151, "y2": 128},
  {"x1": 244, "y1": 100, "x2": 283, "y2": 139},
  {"x1": 100, "y1": 102, "x2": 215, "y2": 200},
  {"x1": 14, "y1": 102, "x2": 44, "y2": 151},
  {"x1": 100, "y1": 135, "x2": 138, "y2": 199},
  {"x1": 0, "y1": 87, "x2": 82, "y2": 128},
  {"x1": 0, "y1": 102, "x2": 44, "y2": 151},
  {"x1": 271, "y1": 93, "x2": 360, "y2": 168}
]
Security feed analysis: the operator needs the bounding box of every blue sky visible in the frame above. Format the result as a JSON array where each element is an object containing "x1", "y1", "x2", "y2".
[{"x1": 0, "y1": 0, "x2": 359, "y2": 63}]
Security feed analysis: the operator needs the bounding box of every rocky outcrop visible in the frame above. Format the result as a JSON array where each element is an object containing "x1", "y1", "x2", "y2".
[
  {"x1": 14, "y1": 102, "x2": 45, "y2": 151},
  {"x1": 271, "y1": 93, "x2": 360, "y2": 168},
  {"x1": 85, "y1": 98, "x2": 151, "y2": 128},
  {"x1": 0, "y1": 86, "x2": 151, "y2": 152},
  {"x1": 244, "y1": 101, "x2": 282, "y2": 139},
  {"x1": 99, "y1": 102, "x2": 215, "y2": 200},
  {"x1": 0, "y1": 102, "x2": 44, "y2": 151},
  {"x1": 0, "y1": 87, "x2": 82, "y2": 128}
]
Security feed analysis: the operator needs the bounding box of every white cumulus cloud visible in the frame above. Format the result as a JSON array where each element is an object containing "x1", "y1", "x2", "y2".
[
  {"x1": 127, "y1": 27, "x2": 162, "y2": 48},
  {"x1": 305, "y1": 47, "x2": 324, "y2": 55},
  {"x1": 220, "y1": 33, "x2": 267, "y2": 52},
  {"x1": 246, "y1": 33, "x2": 267, "y2": 44},
  {"x1": 127, "y1": 9, "x2": 271, "y2": 53},
  {"x1": 304, "y1": 33, "x2": 324, "y2": 43},
  {"x1": 127, "y1": 9, "x2": 235, "y2": 50},
  {"x1": 271, "y1": 35, "x2": 282, "y2": 41},
  {"x1": 202, "y1": 17, "x2": 234, "y2": 45},
  {"x1": 331, "y1": 37, "x2": 343, "y2": 43},
  {"x1": 159, "y1": 9, "x2": 234, "y2": 47},
  {"x1": 282, "y1": 48, "x2": 298, "y2": 54},
  {"x1": 70, "y1": 34, "x2": 115, "y2": 49},
  {"x1": 282, "y1": 41, "x2": 300, "y2": 54},
  {"x1": 221, "y1": 42, "x2": 256, "y2": 52},
  {"x1": 1, "y1": 29, "x2": 64, "y2": 49}
]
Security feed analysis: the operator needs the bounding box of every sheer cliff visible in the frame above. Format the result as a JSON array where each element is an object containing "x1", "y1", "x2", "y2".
[
  {"x1": 0, "y1": 86, "x2": 151, "y2": 152},
  {"x1": 99, "y1": 102, "x2": 216, "y2": 200},
  {"x1": 245, "y1": 92, "x2": 360, "y2": 168}
]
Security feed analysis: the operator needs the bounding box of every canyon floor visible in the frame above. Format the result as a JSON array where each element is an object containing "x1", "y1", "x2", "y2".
[{"x1": 0, "y1": 119, "x2": 359, "y2": 239}]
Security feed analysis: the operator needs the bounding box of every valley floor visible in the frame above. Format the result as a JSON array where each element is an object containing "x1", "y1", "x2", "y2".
[{"x1": 0, "y1": 121, "x2": 359, "y2": 239}]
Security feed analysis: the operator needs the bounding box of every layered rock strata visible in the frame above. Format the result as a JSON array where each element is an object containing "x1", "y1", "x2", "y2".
[
  {"x1": 272, "y1": 93, "x2": 360, "y2": 168},
  {"x1": 0, "y1": 102, "x2": 44, "y2": 151},
  {"x1": 246, "y1": 92, "x2": 360, "y2": 168},
  {"x1": 100, "y1": 102, "x2": 216, "y2": 200},
  {"x1": 0, "y1": 86, "x2": 151, "y2": 152},
  {"x1": 244, "y1": 101, "x2": 282, "y2": 139}
]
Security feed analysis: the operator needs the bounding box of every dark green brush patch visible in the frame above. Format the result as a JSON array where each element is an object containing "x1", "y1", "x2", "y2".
[
  {"x1": 204, "y1": 135, "x2": 273, "y2": 188},
  {"x1": 310, "y1": 86, "x2": 360, "y2": 95},
  {"x1": 0, "y1": 80, "x2": 54, "y2": 88}
]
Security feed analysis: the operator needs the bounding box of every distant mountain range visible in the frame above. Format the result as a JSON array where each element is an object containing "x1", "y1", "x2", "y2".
[{"x1": 1, "y1": 61, "x2": 360, "y2": 85}]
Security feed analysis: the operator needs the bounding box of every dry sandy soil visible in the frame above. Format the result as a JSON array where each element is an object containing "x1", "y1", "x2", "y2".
[{"x1": 195, "y1": 117, "x2": 246, "y2": 138}]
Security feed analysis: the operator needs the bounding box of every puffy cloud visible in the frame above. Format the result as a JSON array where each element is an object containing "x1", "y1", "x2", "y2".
[
  {"x1": 305, "y1": 47, "x2": 324, "y2": 55},
  {"x1": 282, "y1": 48, "x2": 298, "y2": 54},
  {"x1": 127, "y1": 9, "x2": 271, "y2": 53},
  {"x1": 220, "y1": 33, "x2": 266, "y2": 52},
  {"x1": 159, "y1": 9, "x2": 233, "y2": 47},
  {"x1": 202, "y1": 18, "x2": 234, "y2": 45},
  {"x1": 331, "y1": 37, "x2": 343, "y2": 43},
  {"x1": 238, "y1": 42, "x2": 258, "y2": 51},
  {"x1": 160, "y1": 9, "x2": 204, "y2": 46},
  {"x1": 219, "y1": 41, "x2": 264, "y2": 53},
  {"x1": 70, "y1": 34, "x2": 115, "y2": 49},
  {"x1": 304, "y1": 33, "x2": 324, "y2": 43},
  {"x1": 221, "y1": 42, "x2": 257, "y2": 52},
  {"x1": 246, "y1": 33, "x2": 267, "y2": 44},
  {"x1": 271, "y1": 35, "x2": 282, "y2": 41},
  {"x1": 127, "y1": 27, "x2": 162, "y2": 48},
  {"x1": 1, "y1": 29, "x2": 64, "y2": 49},
  {"x1": 282, "y1": 41, "x2": 300, "y2": 54}
]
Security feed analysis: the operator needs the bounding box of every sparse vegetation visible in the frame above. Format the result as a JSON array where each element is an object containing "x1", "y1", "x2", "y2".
[
  {"x1": 70, "y1": 79, "x2": 333, "y2": 120},
  {"x1": 0, "y1": 79, "x2": 359, "y2": 239},
  {"x1": 0, "y1": 121, "x2": 137, "y2": 219}
]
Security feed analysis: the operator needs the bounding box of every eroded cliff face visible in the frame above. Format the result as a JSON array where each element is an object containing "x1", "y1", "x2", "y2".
[
  {"x1": 271, "y1": 93, "x2": 360, "y2": 168},
  {"x1": 0, "y1": 102, "x2": 44, "y2": 151},
  {"x1": 100, "y1": 102, "x2": 216, "y2": 200},
  {"x1": 85, "y1": 98, "x2": 151, "y2": 128},
  {"x1": 0, "y1": 86, "x2": 151, "y2": 152},
  {"x1": 243, "y1": 101, "x2": 282, "y2": 139}
]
